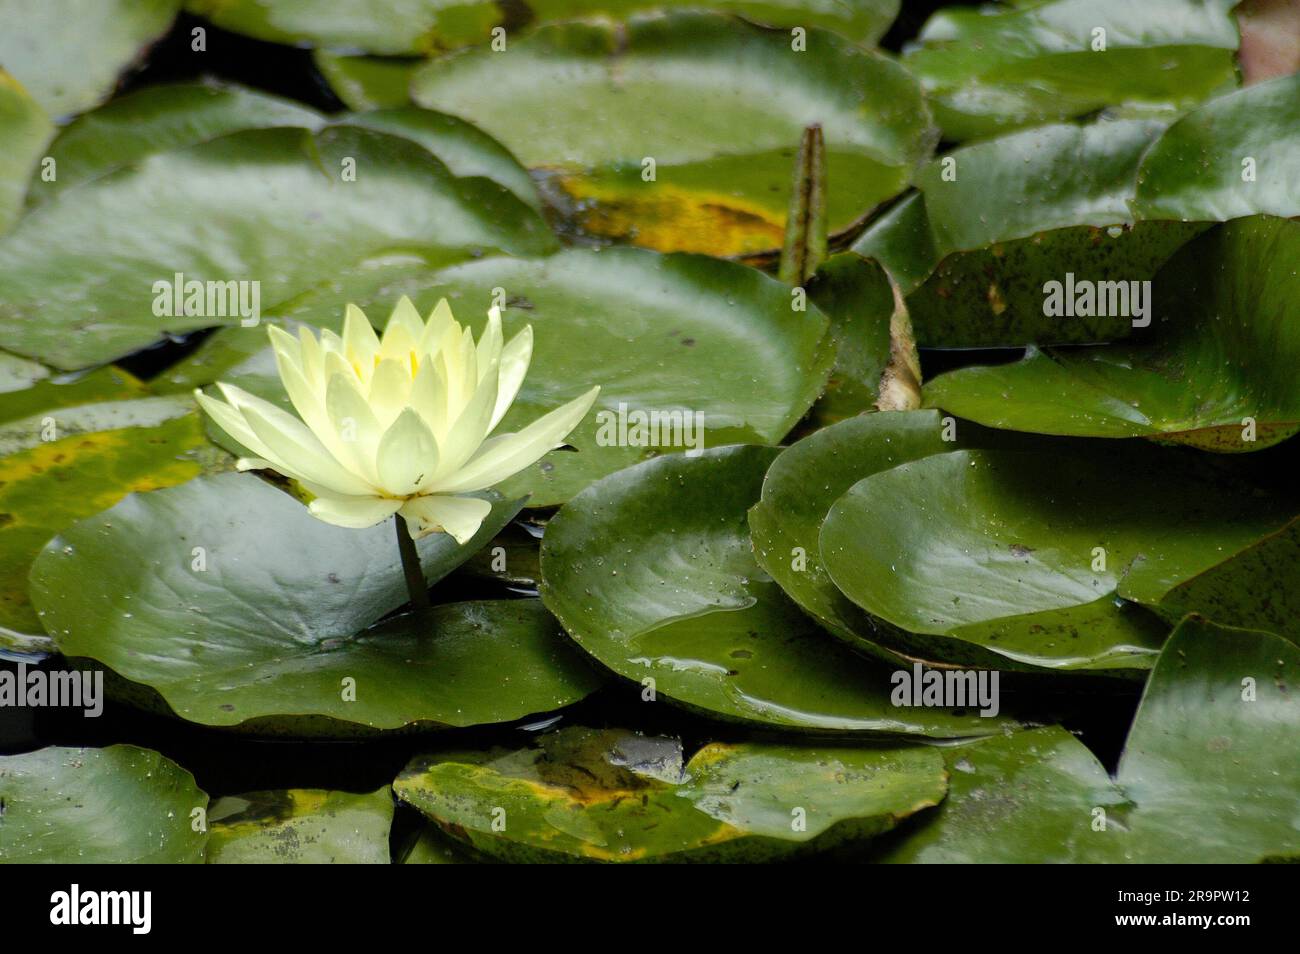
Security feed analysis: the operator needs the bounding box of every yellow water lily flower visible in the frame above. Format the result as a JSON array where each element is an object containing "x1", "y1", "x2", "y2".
[{"x1": 195, "y1": 297, "x2": 598, "y2": 544}]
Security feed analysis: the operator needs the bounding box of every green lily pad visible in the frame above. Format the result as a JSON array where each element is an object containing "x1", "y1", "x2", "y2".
[
  {"x1": 0, "y1": 744, "x2": 207, "y2": 863},
  {"x1": 840, "y1": 117, "x2": 1210, "y2": 348},
  {"x1": 771, "y1": 431, "x2": 1162, "y2": 677},
  {"x1": 195, "y1": 0, "x2": 901, "y2": 54},
  {"x1": 0, "y1": 124, "x2": 555, "y2": 371},
  {"x1": 846, "y1": 83, "x2": 1295, "y2": 342},
  {"x1": 0, "y1": 69, "x2": 52, "y2": 233},
  {"x1": 750, "y1": 410, "x2": 998, "y2": 666},
  {"x1": 820, "y1": 446, "x2": 1294, "y2": 670},
  {"x1": 0, "y1": 365, "x2": 148, "y2": 428},
  {"x1": 879, "y1": 726, "x2": 1116, "y2": 862},
  {"x1": 543, "y1": 444, "x2": 1017, "y2": 735},
  {"x1": 181, "y1": 247, "x2": 836, "y2": 507},
  {"x1": 207, "y1": 787, "x2": 393, "y2": 863},
  {"x1": 0, "y1": 0, "x2": 180, "y2": 118},
  {"x1": 331, "y1": 108, "x2": 541, "y2": 210},
  {"x1": 0, "y1": 394, "x2": 195, "y2": 458},
  {"x1": 0, "y1": 352, "x2": 50, "y2": 393},
  {"x1": 1133, "y1": 73, "x2": 1300, "y2": 221},
  {"x1": 0, "y1": 371, "x2": 222, "y2": 656},
  {"x1": 394, "y1": 726, "x2": 946, "y2": 862},
  {"x1": 1157, "y1": 516, "x2": 1300, "y2": 644},
  {"x1": 30, "y1": 82, "x2": 542, "y2": 212},
  {"x1": 411, "y1": 13, "x2": 934, "y2": 256},
  {"x1": 26, "y1": 82, "x2": 321, "y2": 205},
  {"x1": 0, "y1": 408, "x2": 227, "y2": 656},
  {"x1": 903, "y1": 221, "x2": 1206, "y2": 348},
  {"x1": 880, "y1": 617, "x2": 1300, "y2": 862},
  {"x1": 848, "y1": 117, "x2": 1170, "y2": 295},
  {"x1": 28, "y1": 472, "x2": 601, "y2": 733},
  {"x1": 924, "y1": 216, "x2": 1300, "y2": 451},
  {"x1": 187, "y1": 0, "x2": 485, "y2": 55},
  {"x1": 314, "y1": 52, "x2": 419, "y2": 110},
  {"x1": 903, "y1": 0, "x2": 1238, "y2": 141},
  {"x1": 400, "y1": 822, "x2": 483, "y2": 863}
]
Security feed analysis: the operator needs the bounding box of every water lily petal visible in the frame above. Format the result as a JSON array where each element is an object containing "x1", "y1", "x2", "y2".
[
  {"x1": 368, "y1": 358, "x2": 412, "y2": 428},
  {"x1": 376, "y1": 408, "x2": 441, "y2": 497},
  {"x1": 399, "y1": 494, "x2": 492, "y2": 544},
  {"x1": 490, "y1": 325, "x2": 533, "y2": 433},
  {"x1": 435, "y1": 321, "x2": 465, "y2": 415},
  {"x1": 209, "y1": 389, "x2": 327, "y2": 493},
  {"x1": 297, "y1": 325, "x2": 324, "y2": 386},
  {"x1": 429, "y1": 366, "x2": 498, "y2": 485},
  {"x1": 457, "y1": 324, "x2": 478, "y2": 409},
  {"x1": 271, "y1": 333, "x2": 337, "y2": 452},
  {"x1": 343, "y1": 303, "x2": 380, "y2": 381},
  {"x1": 193, "y1": 389, "x2": 273, "y2": 461},
  {"x1": 240, "y1": 402, "x2": 376, "y2": 496},
  {"x1": 431, "y1": 385, "x2": 600, "y2": 493},
  {"x1": 319, "y1": 327, "x2": 345, "y2": 359},
  {"x1": 234, "y1": 457, "x2": 273, "y2": 471},
  {"x1": 476, "y1": 306, "x2": 503, "y2": 382},
  {"x1": 381, "y1": 295, "x2": 425, "y2": 359},
  {"x1": 325, "y1": 371, "x2": 382, "y2": 483},
  {"x1": 322, "y1": 347, "x2": 362, "y2": 390},
  {"x1": 216, "y1": 382, "x2": 351, "y2": 484},
  {"x1": 410, "y1": 358, "x2": 449, "y2": 441},
  {"x1": 308, "y1": 493, "x2": 402, "y2": 529},
  {"x1": 267, "y1": 325, "x2": 303, "y2": 370},
  {"x1": 418, "y1": 298, "x2": 455, "y2": 354}
]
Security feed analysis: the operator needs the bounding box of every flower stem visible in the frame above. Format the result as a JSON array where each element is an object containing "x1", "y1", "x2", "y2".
[{"x1": 394, "y1": 514, "x2": 430, "y2": 614}]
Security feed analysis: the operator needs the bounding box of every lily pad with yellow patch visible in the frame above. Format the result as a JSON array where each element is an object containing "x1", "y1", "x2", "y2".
[
  {"x1": 0, "y1": 404, "x2": 228, "y2": 657},
  {"x1": 0, "y1": 365, "x2": 148, "y2": 429},
  {"x1": 394, "y1": 726, "x2": 947, "y2": 863},
  {"x1": 207, "y1": 787, "x2": 394, "y2": 864},
  {"x1": 411, "y1": 13, "x2": 934, "y2": 256}
]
